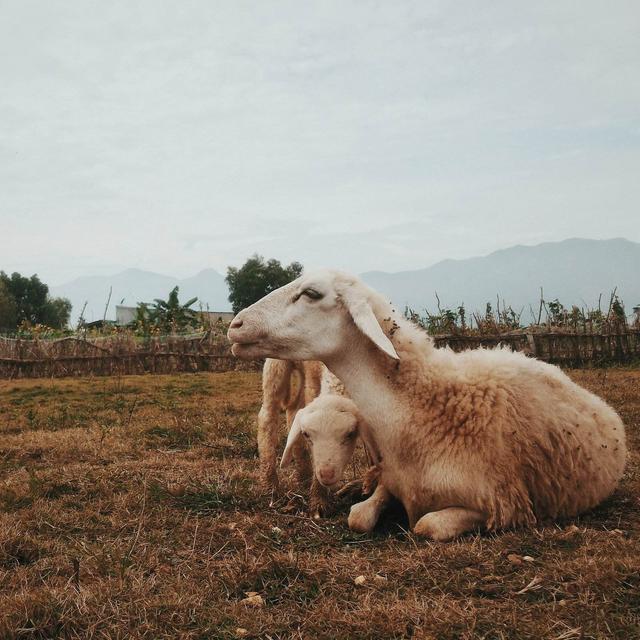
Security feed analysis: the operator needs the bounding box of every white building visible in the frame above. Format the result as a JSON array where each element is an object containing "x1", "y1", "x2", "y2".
[{"x1": 115, "y1": 305, "x2": 234, "y2": 326}]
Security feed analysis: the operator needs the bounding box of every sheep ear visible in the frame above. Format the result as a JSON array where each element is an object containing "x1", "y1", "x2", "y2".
[
  {"x1": 341, "y1": 287, "x2": 399, "y2": 360},
  {"x1": 280, "y1": 414, "x2": 304, "y2": 468}
]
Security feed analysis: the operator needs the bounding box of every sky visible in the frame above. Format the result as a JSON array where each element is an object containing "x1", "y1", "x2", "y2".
[{"x1": 1, "y1": 0, "x2": 639, "y2": 285}]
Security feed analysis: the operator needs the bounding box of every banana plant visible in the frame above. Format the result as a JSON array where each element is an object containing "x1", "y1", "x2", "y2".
[{"x1": 137, "y1": 287, "x2": 198, "y2": 334}]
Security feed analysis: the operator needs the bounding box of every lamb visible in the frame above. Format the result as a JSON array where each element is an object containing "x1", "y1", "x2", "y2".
[
  {"x1": 279, "y1": 392, "x2": 391, "y2": 533},
  {"x1": 257, "y1": 358, "x2": 357, "y2": 516},
  {"x1": 257, "y1": 358, "x2": 322, "y2": 490},
  {"x1": 228, "y1": 269, "x2": 627, "y2": 540}
]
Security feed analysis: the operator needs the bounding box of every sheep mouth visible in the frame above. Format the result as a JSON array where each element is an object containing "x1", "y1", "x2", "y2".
[
  {"x1": 230, "y1": 341, "x2": 262, "y2": 358},
  {"x1": 317, "y1": 477, "x2": 340, "y2": 489}
]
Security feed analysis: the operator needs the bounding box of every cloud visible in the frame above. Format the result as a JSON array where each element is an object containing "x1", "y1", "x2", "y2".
[{"x1": 1, "y1": 1, "x2": 639, "y2": 285}]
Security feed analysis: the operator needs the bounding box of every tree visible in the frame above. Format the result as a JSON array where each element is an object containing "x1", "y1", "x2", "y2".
[
  {"x1": 0, "y1": 280, "x2": 17, "y2": 330},
  {"x1": 226, "y1": 255, "x2": 303, "y2": 314},
  {"x1": 0, "y1": 271, "x2": 72, "y2": 330},
  {"x1": 41, "y1": 297, "x2": 72, "y2": 329},
  {"x1": 1, "y1": 271, "x2": 48, "y2": 325},
  {"x1": 136, "y1": 286, "x2": 198, "y2": 333}
]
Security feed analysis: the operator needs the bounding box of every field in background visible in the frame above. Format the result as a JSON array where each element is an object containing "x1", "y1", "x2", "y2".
[{"x1": 0, "y1": 370, "x2": 639, "y2": 639}]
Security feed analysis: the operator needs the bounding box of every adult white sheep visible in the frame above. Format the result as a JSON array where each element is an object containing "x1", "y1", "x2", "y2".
[{"x1": 228, "y1": 270, "x2": 627, "y2": 541}]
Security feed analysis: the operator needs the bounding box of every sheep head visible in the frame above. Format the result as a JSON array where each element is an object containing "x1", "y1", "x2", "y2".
[
  {"x1": 227, "y1": 269, "x2": 399, "y2": 362},
  {"x1": 279, "y1": 395, "x2": 364, "y2": 488}
]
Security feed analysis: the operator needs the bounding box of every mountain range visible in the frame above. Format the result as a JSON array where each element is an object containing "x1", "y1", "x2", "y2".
[
  {"x1": 52, "y1": 238, "x2": 640, "y2": 324},
  {"x1": 361, "y1": 237, "x2": 640, "y2": 321},
  {"x1": 51, "y1": 268, "x2": 230, "y2": 323}
]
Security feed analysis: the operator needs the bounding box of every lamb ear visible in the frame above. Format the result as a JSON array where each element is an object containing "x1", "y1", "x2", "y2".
[
  {"x1": 280, "y1": 414, "x2": 304, "y2": 468},
  {"x1": 340, "y1": 286, "x2": 399, "y2": 360}
]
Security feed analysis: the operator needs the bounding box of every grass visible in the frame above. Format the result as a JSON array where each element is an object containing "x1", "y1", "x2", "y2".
[{"x1": 0, "y1": 369, "x2": 638, "y2": 639}]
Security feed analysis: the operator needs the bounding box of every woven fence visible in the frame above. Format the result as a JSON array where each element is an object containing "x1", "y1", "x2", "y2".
[
  {"x1": 434, "y1": 329, "x2": 640, "y2": 366},
  {"x1": 1, "y1": 328, "x2": 639, "y2": 380},
  {"x1": 0, "y1": 331, "x2": 259, "y2": 379}
]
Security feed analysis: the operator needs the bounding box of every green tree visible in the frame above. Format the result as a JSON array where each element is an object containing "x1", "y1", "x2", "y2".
[
  {"x1": 136, "y1": 286, "x2": 198, "y2": 334},
  {"x1": 226, "y1": 255, "x2": 303, "y2": 314},
  {"x1": 41, "y1": 297, "x2": 72, "y2": 329},
  {"x1": 0, "y1": 280, "x2": 17, "y2": 330},
  {"x1": 0, "y1": 271, "x2": 72, "y2": 329}
]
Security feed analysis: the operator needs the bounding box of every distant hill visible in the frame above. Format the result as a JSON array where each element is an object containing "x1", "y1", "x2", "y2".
[
  {"x1": 361, "y1": 238, "x2": 640, "y2": 321},
  {"x1": 52, "y1": 238, "x2": 640, "y2": 325},
  {"x1": 51, "y1": 268, "x2": 230, "y2": 324}
]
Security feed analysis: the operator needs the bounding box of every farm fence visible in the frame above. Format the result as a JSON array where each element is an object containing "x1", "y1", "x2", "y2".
[
  {"x1": 434, "y1": 329, "x2": 640, "y2": 366},
  {"x1": 0, "y1": 328, "x2": 639, "y2": 379},
  {"x1": 0, "y1": 331, "x2": 259, "y2": 379}
]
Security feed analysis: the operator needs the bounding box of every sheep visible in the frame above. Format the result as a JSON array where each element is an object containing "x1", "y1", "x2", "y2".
[
  {"x1": 257, "y1": 358, "x2": 322, "y2": 490},
  {"x1": 279, "y1": 392, "x2": 391, "y2": 533},
  {"x1": 228, "y1": 269, "x2": 627, "y2": 540},
  {"x1": 257, "y1": 358, "x2": 358, "y2": 516}
]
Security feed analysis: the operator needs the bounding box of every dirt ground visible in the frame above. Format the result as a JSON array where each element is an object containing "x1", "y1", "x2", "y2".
[{"x1": 0, "y1": 368, "x2": 638, "y2": 639}]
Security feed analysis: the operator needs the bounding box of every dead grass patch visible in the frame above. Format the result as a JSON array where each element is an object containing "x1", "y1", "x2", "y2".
[{"x1": 0, "y1": 369, "x2": 638, "y2": 639}]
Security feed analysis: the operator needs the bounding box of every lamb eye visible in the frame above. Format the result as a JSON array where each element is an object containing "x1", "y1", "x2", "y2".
[
  {"x1": 345, "y1": 431, "x2": 357, "y2": 440},
  {"x1": 302, "y1": 431, "x2": 310, "y2": 439},
  {"x1": 302, "y1": 288, "x2": 323, "y2": 300}
]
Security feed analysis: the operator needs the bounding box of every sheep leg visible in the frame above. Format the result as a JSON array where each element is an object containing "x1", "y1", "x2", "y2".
[
  {"x1": 348, "y1": 484, "x2": 391, "y2": 533},
  {"x1": 413, "y1": 507, "x2": 485, "y2": 541},
  {"x1": 257, "y1": 402, "x2": 283, "y2": 491},
  {"x1": 258, "y1": 359, "x2": 298, "y2": 491},
  {"x1": 285, "y1": 365, "x2": 315, "y2": 487},
  {"x1": 309, "y1": 476, "x2": 332, "y2": 519},
  {"x1": 289, "y1": 427, "x2": 314, "y2": 486}
]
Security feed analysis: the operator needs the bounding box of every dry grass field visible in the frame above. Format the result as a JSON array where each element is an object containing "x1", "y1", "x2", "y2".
[{"x1": 0, "y1": 368, "x2": 639, "y2": 639}]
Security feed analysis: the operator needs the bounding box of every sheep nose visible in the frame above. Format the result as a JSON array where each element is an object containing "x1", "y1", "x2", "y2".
[
  {"x1": 230, "y1": 318, "x2": 243, "y2": 329},
  {"x1": 318, "y1": 466, "x2": 336, "y2": 485}
]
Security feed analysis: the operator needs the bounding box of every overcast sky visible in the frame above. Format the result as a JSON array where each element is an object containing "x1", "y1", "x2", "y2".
[{"x1": 1, "y1": 1, "x2": 639, "y2": 285}]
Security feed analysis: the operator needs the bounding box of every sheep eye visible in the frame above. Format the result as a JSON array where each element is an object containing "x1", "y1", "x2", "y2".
[
  {"x1": 301, "y1": 431, "x2": 310, "y2": 439},
  {"x1": 302, "y1": 288, "x2": 323, "y2": 300},
  {"x1": 345, "y1": 430, "x2": 357, "y2": 440}
]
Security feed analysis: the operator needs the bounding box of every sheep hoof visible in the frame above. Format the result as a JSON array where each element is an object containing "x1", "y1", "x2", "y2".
[
  {"x1": 309, "y1": 498, "x2": 331, "y2": 519},
  {"x1": 348, "y1": 501, "x2": 379, "y2": 533},
  {"x1": 310, "y1": 505, "x2": 328, "y2": 519},
  {"x1": 413, "y1": 508, "x2": 485, "y2": 542},
  {"x1": 413, "y1": 514, "x2": 459, "y2": 541}
]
